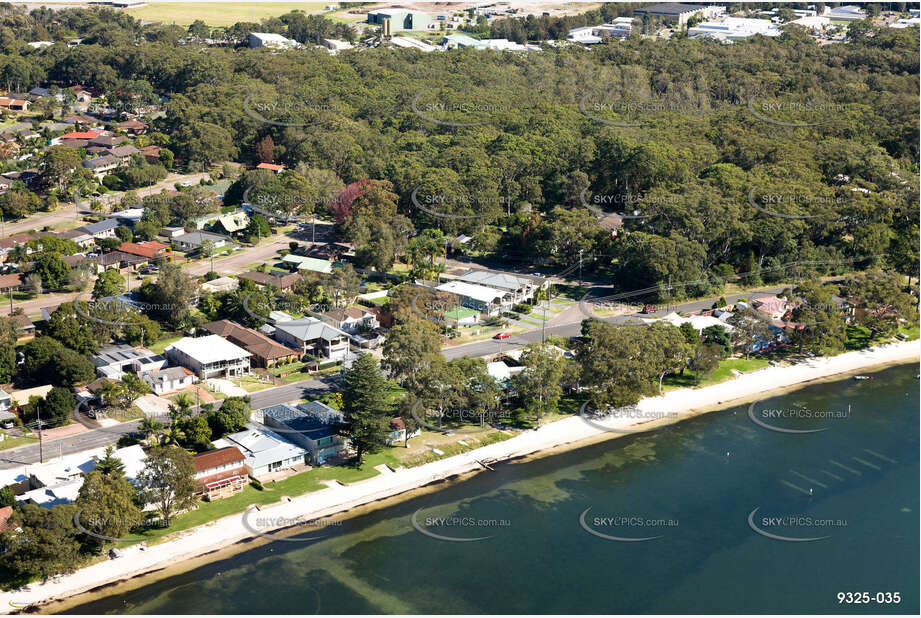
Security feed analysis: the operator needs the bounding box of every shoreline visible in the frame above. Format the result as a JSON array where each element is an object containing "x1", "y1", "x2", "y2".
[{"x1": 6, "y1": 339, "x2": 919, "y2": 614}]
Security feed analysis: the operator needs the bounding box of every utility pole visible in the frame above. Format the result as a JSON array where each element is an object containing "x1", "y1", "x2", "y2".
[
  {"x1": 578, "y1": 249, "x2": 583, "y2": 287},
  {"x1": 36, "y1": 406, "x2": 44, "y2": 464}
]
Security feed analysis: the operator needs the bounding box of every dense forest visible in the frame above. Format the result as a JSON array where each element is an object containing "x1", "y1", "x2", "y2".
[{"x1": 0, "y1": 4, "x2": 918, "y2": 300}]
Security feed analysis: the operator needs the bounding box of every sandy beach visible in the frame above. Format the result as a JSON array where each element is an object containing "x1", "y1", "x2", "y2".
[{"x1": 3, "y1": 339, "x2": 918, "y2": 613}]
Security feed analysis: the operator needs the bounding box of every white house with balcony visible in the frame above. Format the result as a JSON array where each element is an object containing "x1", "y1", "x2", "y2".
[{"x1": 166, "y1": 335, "x2": 251, "y2": 379}]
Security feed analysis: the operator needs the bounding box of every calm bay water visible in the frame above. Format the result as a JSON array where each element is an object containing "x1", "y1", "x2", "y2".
[{"x1": 65, "y1": 364, "x2": 919, "y2": 614}]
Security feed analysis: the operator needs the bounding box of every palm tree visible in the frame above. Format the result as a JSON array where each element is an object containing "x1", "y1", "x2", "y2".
[
  {"x1": 170, "y1": 392, "x2": 195, "y2": 418},
  {"x1": 160, "y1": 423, "x2": 185, "y2": 447},
  {"x1": 138, "y1": 415, "x2": 164, "y2": 444}
]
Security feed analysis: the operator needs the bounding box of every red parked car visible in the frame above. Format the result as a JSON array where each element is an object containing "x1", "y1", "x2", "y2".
[
  {"x1": 493, "y1": 332, "x2": 511, "y2": 340},
  {"x1": 641, "y1": 305, "x2": 658, "y2": 314}
]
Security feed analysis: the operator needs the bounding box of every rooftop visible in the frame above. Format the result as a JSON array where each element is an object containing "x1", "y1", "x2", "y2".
[
  {"x1": 168, "y1": 335, "x2": 252, "y2": 364},
  {"x1": 274, "y1": 317, "x2": 349, "y2": 343}
]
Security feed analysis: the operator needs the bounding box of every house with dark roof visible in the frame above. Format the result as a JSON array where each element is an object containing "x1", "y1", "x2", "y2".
[
  {"x1": 172, "y1": 230, "x2": 233, "y2": 253},
  {"x1": 238, "y1": 270, "x2": 302, "y2": 291},
  {"x1": 272, "y1": 317, "x2": 350, "y2": 362},
  {"x1": 115, "y1": 119, "x2": 148, "y2": 135},
  {"x1": 262, "y1": 401, "x2": 347, "y2": 464},
  {"x1": 82, "y1": 155, "x2": 120, "y2": 180},
  {"x1": 193, "y1": 446, "x2": 247, "y2": 500},
  {"x1": 78, "y1": 218, "x2": 121, "y2": 240},
  {"x1": 634, "y1": 3, "x2": 713, "y2": 24},
  {"x1": 202, "y1": 320, "x2": 300, "y2": 368}
]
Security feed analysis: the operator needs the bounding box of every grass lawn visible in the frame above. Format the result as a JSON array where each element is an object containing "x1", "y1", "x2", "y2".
[
  {"x1": 899, "y1": 325, "x2": 920, "y2": 340},
  {"x1": 844, "y1": 325, "x2": 885, "y2": 350},
  {"x1": 129, "y1": 2, "x2": 329, "y2": 26},
  {"x1": 120, "y1": 451, "x2": 401, "y2": 548},
  {"x1": 149, "y1": 335, "x2": 183, "y2": 354},
  {"x1": 232, "y1": 376, "x2": 275, "y2": 393},
  {"x1": 0, "y1": 433, "x2": 38, "y2": 451},
  {"x1": 663, "y1": 357, "x2": 770, "y2": 389},
  {"x1": 399, "y1": 431, "x2": 512, "y2": 467}
]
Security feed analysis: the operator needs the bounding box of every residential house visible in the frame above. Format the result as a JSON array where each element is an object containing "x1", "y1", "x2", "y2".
[
  {"x1": 255, "y1": 162, "x2": 285, "y2": 173},
  {"x1": 91, "y1": 344, "x2": 167, "y2": 379},
  {"x1": 321, "y1": 306, "x2": 379, "y2": 335},
  {"x1": 82, "y1": 155, "x2": 120, "y2": 180},
  {"x1": 435, "y1": 280, "x2": 507, "y2": 316},
  {"x1": 0, "y1": 97, "x2": 29, "y2": 111},
  {"x1": 202, "y1": 320, "x2": 300, "y2": 368},
  {"x1": 444, "y1": 306, "x2": 480, "y2": 327},
  {"x1": 78, "y1": 218, "x2": 121, "y2": 240},
  {"x1": 0, "y1": 388, "x2": 14, "y2": 425},
  {"x1": 106, "y1": 144, "x2": 140, "y2": 165},
  {"x1": 200, "y1": 276, "x2": 239, "y2": 294},
  {"x1": 0, "y1": 506, "x2": 12, "y2": 531},
  {"x1": 166, "y1": 335, "x2": 252, "y2": 379},
  {"x1": 118, "y1": 240, "x2": 171, "y2": 261},
  {"x1": 139, "y1": 145, "x2": 162, "y2": 164},
  {"x1": 142, "y1": 366, "x2": 195, "y2": 395},
  {"x1": 281, "y1": 254, "x2": 333, "y2": 274},
  {"x1": 115, "y1": 119, "x2": 148, "y2": 135},
  {"x1": 7, "y1": 312, "x2": 35, "y2": 338},
  {"x1": 105, "y1": 208, "x2": 145, "y2": 226},
  {"x1": 273, "y1": 318, "x2": 350, "y2": 362},
  {"x1": 172, "y1": 230, "x2": 232, "y2": 253},
  {"x1": 193, "y1": 446, "x2": 247, "y2": 500},
  {"x1": 456, "y1": 269, "x2": 546, "y2": 304},
  {"x1": 57, "y1": 228, "x2": 95, "y2": 248},
  {"x1": 8, "y1": 385, "x2": 53, "y2": 408},
  {"x1": 384, "y1": 416, "x2": 419, "y2": 446},
  {"x1": 211, "y1": 426, "x2": 308, "y2": 477},
  {"x1": 262, "y1": 401, "x2": 347, "y2": 464},
  {"x1": 752, "y1": 296, "x2": 788, "y2": 321},
  {"x1": 94, "y1": 250, "x2": 147, "y2": 271},
  {"x1": 238, "y1": 270, "x2": 302, "y2": 291},
  {"x1": 214, "y1": 211, "x2": 249, "y2": 235}
]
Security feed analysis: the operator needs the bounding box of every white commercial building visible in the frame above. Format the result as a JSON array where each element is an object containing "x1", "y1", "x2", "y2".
[
  {"x1": 688, "y1": 17, "x2": 781, "y2": 41},
  {"x1": 249, "y1": 32, "x2": 300, "y2": 49}
]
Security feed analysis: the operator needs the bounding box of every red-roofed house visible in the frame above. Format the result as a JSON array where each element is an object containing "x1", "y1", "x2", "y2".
[
  {"x1": 118, "y1": 241, "x2": 171, "y2": 261},
  {"x1": 256, "y1": 163, "x2": 285, "y2": 173},
  {"x1": 115, "y1": 119, "x2": 148, "y2": 135},
  {"x1": 752, "y1": 296, "x2": 788, "y2": 320},
  {"x1": 193, "y1": 446, "x2": 247, "y2": 500},
  {"x1": 0, "y1": 506, "x2": 13, "y2": 531},
  {"x1": 60, "y1": 129, "x2": 103, "y2": 141},
  {"x1": 0, "y1": 98, "x2": 28, "y2": 111}
]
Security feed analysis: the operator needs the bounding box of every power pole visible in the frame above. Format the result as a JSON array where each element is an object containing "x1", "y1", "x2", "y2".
[
  {"x1": 578, "y1": 249, "x2": 584, "y2": 287},
  {"x1": 36, "y1": 406, "x2": 44, "y2": 464}
]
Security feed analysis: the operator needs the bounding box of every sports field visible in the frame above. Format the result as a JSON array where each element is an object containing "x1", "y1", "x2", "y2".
[{"x1": 128, "y1": 2, "x2": 336, "y2": 27}]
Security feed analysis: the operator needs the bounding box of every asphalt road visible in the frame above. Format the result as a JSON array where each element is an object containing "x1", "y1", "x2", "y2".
[
  {"x1": 0, "y1": 284, "x2": 788, "y2": 469},
  {"x1": 0, "y1": 376, "x2": 343, "y2": 469}
]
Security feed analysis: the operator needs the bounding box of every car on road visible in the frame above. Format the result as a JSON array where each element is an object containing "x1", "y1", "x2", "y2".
[
  {"x1": 641, "y1": 305, "x2": 658, "y2": 314},
  {"x1": 493, "y1": 332, "x2": 511, "y2": 340}
]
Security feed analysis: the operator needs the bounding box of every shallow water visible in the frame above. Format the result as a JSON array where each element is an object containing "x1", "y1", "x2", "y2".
[{"x1": 64, "y1": 364, "x2": 919, "y2": 614}]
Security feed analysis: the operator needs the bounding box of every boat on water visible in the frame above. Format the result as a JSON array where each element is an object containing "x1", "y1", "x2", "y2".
[{"x1": 853, "y1": 375, "x2": 871, "y2": 380}]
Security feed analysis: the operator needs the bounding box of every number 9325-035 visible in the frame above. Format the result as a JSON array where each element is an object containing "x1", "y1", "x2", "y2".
[{"x1": 837, "y1": 592, "x2": 901, "y2": 604}]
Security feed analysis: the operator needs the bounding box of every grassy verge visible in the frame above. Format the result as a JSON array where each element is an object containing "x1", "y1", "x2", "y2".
[
  {"x1": 120, "y1": 451, "x2": 401, "y2": 547},
  {"x1": 663, "y1": 357, "x2": 770, "y2": 389},
  {"x1": 0, "y1": 433, "x2": 38, "y2": 451}
]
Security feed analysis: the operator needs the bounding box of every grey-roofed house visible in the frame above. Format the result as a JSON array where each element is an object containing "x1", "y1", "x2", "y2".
[
  {"x1": 57, "y1": 227, "x2": 94, "y2": 247},
  {"x1": 78, "y1": 218, "x2": 120, "y2": 239},
  {"x1": 82, "y1": 155, "x2": 120, "y2": 180},
  {"x1": 456, "y1": 269, "x2": 546, "y2": 304},
  {"x1": 262, "y1": 402, "x2": 348, "y2": 464},
  {"x1": 211, "y1": 425, "x2": 308, "y2": 477},
  {"x1": 142, "y1": 366, "x2": 195, "y2": 395},
  {"x1": 91, "y1": 344, "x2": 167, "y2": 379},
  {"x1": 273, "y1": 318, "x2": 350, "y2": 362},
  {"x1": 107, "y1": 144, "x2": 140, "y2": 164},
  {"x1": 172, "y1": 230, "x2": 233, "y2": 253}
]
